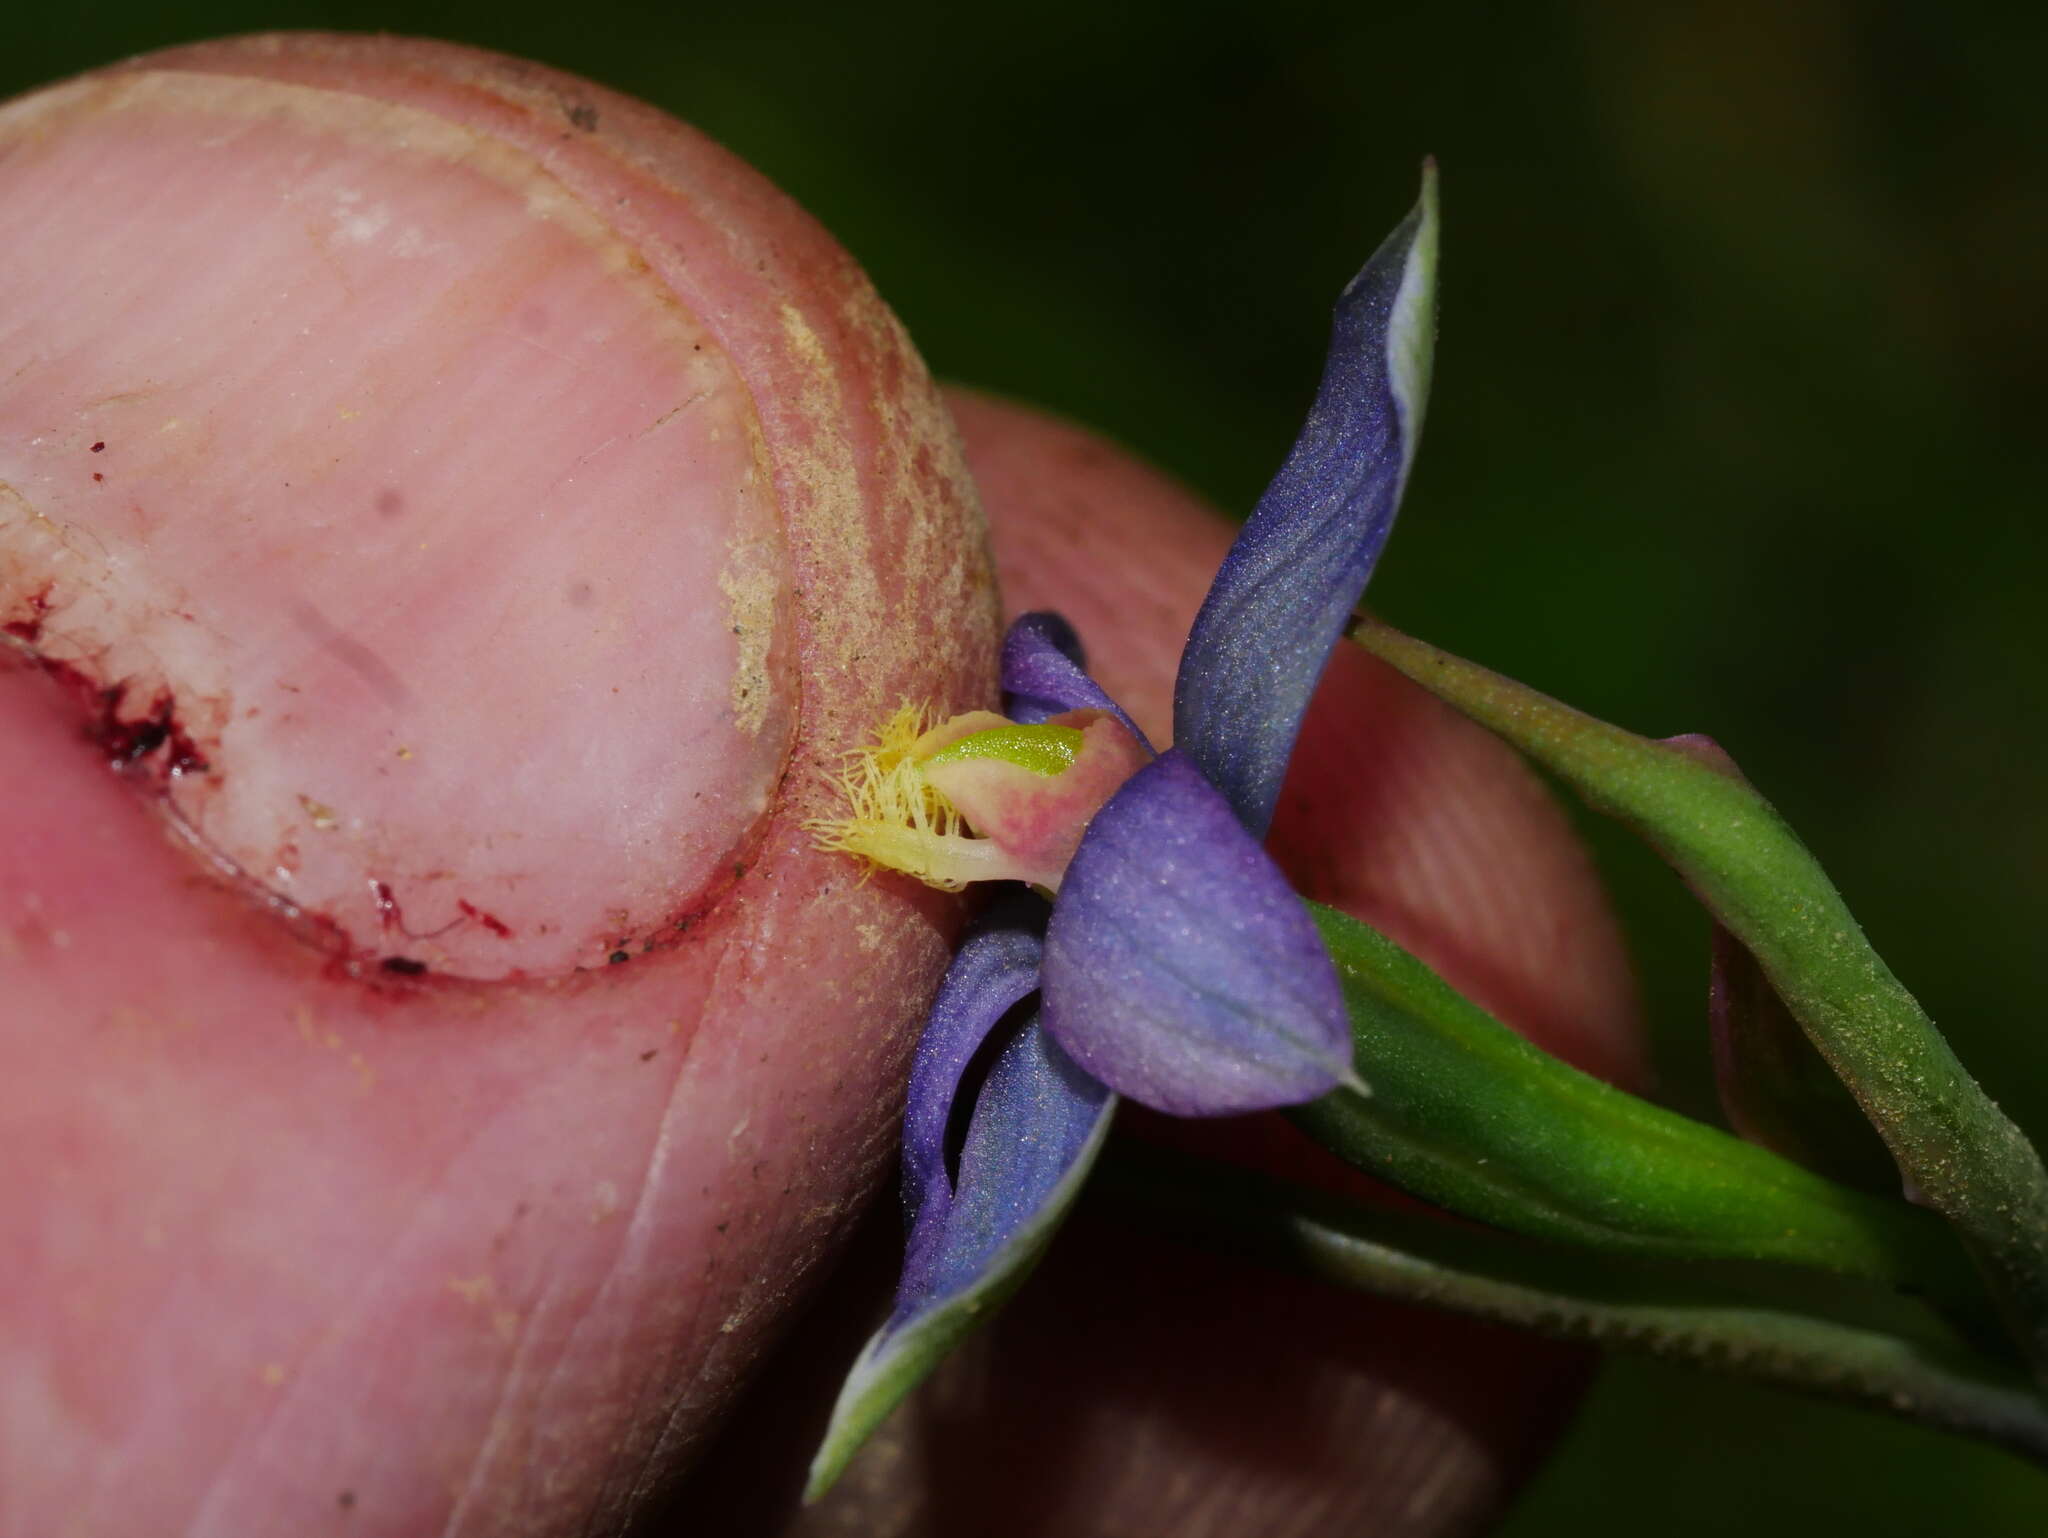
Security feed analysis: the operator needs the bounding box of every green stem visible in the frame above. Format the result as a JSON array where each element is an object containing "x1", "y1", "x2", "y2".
[
  {"x1": 1094, "y1": 1141, "x2": 2048, "y2": 1471},
  {"x1": 1353, "y1": 618, "x2": 2048, "y2": 1384}
]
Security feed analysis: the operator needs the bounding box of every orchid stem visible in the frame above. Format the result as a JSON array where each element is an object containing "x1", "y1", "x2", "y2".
[{"x1": 1091, "y1": 1140, "x2": 2048, "y2": 1472}]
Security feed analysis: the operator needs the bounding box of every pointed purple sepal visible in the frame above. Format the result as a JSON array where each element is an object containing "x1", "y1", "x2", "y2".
[
  {"x1": 1039, "y1": 749, "x2": 1357, "y2": 1115},
  {"x1": 1002, "y1": 611, "x2": 1153, "y2": 752},
  {"x1": 886, "y1": 898, "x2": 1116, "y2": 1335},
  {"x1": 898, "y1": 915, "x2": 1048, "y2": 1282},
  {"x1": 1174, "y1": 164, "x2": 1439, "y2": 835},
  {"x1": 897, "y1": 1018, "x2": 1115, "y2": 1326},
  {"x1": 811, "y1": 986, "x2": 1114, "y2": 1500}
]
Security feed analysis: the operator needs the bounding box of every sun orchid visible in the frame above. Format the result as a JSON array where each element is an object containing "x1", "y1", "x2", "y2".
[{"x1": 806, "y1": 163, "x2": 1440, "y2": 1495}]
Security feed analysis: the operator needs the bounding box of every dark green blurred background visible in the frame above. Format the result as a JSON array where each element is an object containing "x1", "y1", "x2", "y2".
[{"x1": 9, "y1": 2, "x2": 2044, "y2": 1530}]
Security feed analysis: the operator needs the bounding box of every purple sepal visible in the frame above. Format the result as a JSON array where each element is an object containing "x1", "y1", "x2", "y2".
[
  {"x1": 1002, "y1": 611, "x2": 1154, "y2": 752},
  {"x1": 898, "y1": 914, "x2": 1048, "y2": 1286},
  {"x1": 894, "y1": 1019, "x2": 1115, "y2": 1328},
  {"x1": 815, "y1": 1002, "x2": 1115, "y2": 1499},
  {"x1": 1038, "y1": 749, "x2": 1356, "y2": 1115},
  {"x1": 1173, "y1": 174, "x2": 1437, "y2": 836}
]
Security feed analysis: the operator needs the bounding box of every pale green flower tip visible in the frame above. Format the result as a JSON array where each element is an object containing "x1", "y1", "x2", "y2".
[
  {"x1": 1389, "y1": 156, "x2": 1441, "y2": 487},
  {"x1": 924, "y1": 720, "x2": 1086, "y2": 777},
  {"x1": 802, "y1": 1330, "x2": 893, "y2": 1505}
]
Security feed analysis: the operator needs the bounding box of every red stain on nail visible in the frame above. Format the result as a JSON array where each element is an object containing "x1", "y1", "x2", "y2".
[
  {"x1": 22, "y1": 652, "x2": 211, "y2": 779},
  {"x1": 3, "y1": 586, "x2": 53, "y2": 644},
  {"x1": 457, "y1": 899, "x2": 514, "y2": 938}
]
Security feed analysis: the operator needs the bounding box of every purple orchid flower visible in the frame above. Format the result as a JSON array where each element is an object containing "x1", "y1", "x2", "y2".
[{"x1": 807, "y1": 163, "x2": 1440, "y2": 1496}]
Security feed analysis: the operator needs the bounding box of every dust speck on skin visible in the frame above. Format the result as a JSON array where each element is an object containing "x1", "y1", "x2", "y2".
[
  {"x1": 774, "y1": 303, "x2": 880, "y2": 660},
  {"x1": 718, "y1": 533, "x2": 780, "y2": 735},
  {"x1": 1, "y1": 479, "x2": 96, "y2": 576},
  {"x1": 840, "y1": 288, "x2": 999, "y2": 692},
  {"x1": 327, "y1": 186, "x2": 392, "y2": 247},
  {"x1": 762, "y1": 296, "x2": 1000, "y2": 826},
  {"x1": 103, "y1": 1004, "x2": 153, "y2": 1036},
  {"x1": 294, "y1": 1006, "x2": 378, "y2": 1088}
]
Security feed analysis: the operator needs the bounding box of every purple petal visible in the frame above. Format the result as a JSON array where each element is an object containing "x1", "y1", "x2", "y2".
[
  {"x1": 1174, "y1": 164, "x2": 1439, "y2": 835},
  {"x1": 814, "y1": 1018, "x2": 1113, "y2": 1503},
  {"x1": 899, "y1": 911, "x2": 1047, "y2": 1281},
  {"x1": 1002, "y1": 611, "x2": 1153, "y2": 752},
  {"x1": 897, "y1": 1019, "x2": 1115, "y2": 1326},
  {"x1": 1039, "y1": 749, "x2": 1356, "y2": 1115}
]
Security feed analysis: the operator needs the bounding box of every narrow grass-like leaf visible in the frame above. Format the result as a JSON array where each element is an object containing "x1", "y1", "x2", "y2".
[
  {"x1": 1095, "y1": 1142, "x2": 2048, "y2": 1471},
  {"x1": 1352, "y1": 618, "x2": 2048, "y2": 1379},
  {"x1": 1293, "y1": 899, "x2": 1989, "y2": 1322},
  {"x1": 1662, "y1": 735, "x2": 1899, "y2": 1191},
  {"x1": 1712, "y1": 925, "x2": 1902, "y2": 1194}
]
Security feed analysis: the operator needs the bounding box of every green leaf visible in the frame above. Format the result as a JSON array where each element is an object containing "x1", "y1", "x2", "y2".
[
  {"x1": 1667, "y1": 735, "x2": 1898, "y2": 1190},
  {"x1": 1294, "y1": 900, "x2": 1988, "y2": 1321},
  {"x1": 1093, "y1": 1141, "x2": 2048, "y2": 1471},
  {"x1": 1712, "y1": 924, "x2": 1901, "y2": 1192},
  {"x1": 1351, "y1": 617, "x2": 2048, "y2": 1381}
]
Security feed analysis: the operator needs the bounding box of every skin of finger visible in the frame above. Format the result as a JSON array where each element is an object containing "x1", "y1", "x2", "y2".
[
  {"x1": 677, "y1": 390, "x2": 1647, "y2": 1536},
  {"x1": 0, "y1": 34, "x2": 995, "y2": 1538}
]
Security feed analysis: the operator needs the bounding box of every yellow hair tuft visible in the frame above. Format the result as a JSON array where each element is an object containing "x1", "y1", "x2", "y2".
[{"x1": 809, "y1": 703, "x2": 988, "y2": 890}]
